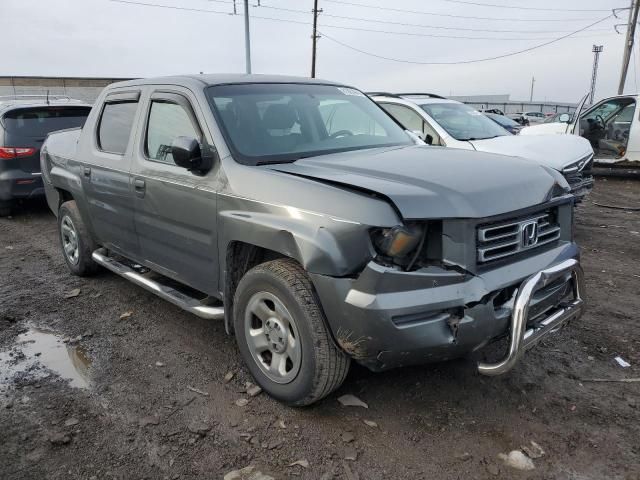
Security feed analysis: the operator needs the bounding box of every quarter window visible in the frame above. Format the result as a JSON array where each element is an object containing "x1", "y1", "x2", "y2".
[
  {"x1": 146, "y1": 101, "x2": 200, "y2": 164},
  {"x1": 97, "y1": 101, "x2": 138, "y2": 154}
]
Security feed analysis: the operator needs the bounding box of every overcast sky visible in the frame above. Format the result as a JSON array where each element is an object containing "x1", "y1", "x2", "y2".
[{"x1": 3, "y1": 0, "x2": 630, "y2": 102}]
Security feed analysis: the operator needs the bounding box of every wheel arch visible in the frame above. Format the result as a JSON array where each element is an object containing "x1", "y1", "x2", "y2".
[
  {"x1": 222, "y1": 241, "x2": 346, "y2": 358},
  {"x1": 223, "y1": 241, "x2": 288, "y2": 335}
]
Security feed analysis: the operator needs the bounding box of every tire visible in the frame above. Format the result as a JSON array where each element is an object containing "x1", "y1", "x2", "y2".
[
  {"x1": 58, "y1": 200, "x2": 99, "y2": 276},
  {"x1": 234, "y1": 259, "x2": 350, "y2": 406}
]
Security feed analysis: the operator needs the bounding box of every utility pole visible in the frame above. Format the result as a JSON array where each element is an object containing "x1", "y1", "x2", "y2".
[
  {"x1": 618, "y1": 0, "x2": 639, "y2": 94},
  {"x1": 311, "y1": 0, "x2": 321, "y2": 78},
  {"x1": 590, "y1": 45, "x2": 604, "y2": 103},
  {"x1": 529, "y1": 76, "x2": 535, "y2": 102},
  {"x1": 244, "y1": 0, "x2": 252, "y2": 74}
]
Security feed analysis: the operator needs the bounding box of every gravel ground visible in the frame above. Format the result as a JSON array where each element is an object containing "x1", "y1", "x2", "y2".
[{"x1": 1, "y1": 177, "x2": 639, "y2": 480}]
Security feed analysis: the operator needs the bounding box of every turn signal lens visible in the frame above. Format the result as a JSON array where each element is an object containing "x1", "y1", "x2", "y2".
[{"x1": 372, "y1": 224, "x2": 424, "y2": 258}]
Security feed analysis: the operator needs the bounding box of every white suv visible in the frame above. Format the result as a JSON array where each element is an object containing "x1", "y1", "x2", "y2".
[{"x1": 370, "y1": 93, "x2": 594, "y2": 199}]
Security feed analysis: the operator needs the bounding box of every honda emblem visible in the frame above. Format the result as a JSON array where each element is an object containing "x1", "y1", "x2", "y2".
[{"x1": 521, "y1": 221, "x2": 539, "y2": 248}]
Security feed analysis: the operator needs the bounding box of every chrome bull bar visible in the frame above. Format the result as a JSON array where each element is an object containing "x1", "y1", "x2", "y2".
[{"x1": 477, "y1": 258, "x2": 585, "y2": 376}]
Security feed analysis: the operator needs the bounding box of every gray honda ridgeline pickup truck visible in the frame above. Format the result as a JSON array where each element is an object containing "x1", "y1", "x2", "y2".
[{"x1": 41, "y1": 75, "x2": 585, "y2": 406}]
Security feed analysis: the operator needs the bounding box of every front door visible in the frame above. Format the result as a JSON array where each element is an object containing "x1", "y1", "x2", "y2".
[
  {"x1": 130, "y1": 88, "x2": 219, "y2": 294},
  {"x1": 378, "y1": 102, "x2": 442, "y2": 145}
]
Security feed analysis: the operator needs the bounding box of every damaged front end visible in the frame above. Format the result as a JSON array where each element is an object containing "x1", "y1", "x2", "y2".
[
  {"x1": 310, "y1": 197, "x2": 584, "y2": 373},
  {"x1": 562, "y1": 153, "x2": 595, "y2": 202}
]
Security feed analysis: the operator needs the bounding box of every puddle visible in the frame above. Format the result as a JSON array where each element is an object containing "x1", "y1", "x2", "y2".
[{"x1": 0, "y1": 328, "x2": 92, "y2": 391}]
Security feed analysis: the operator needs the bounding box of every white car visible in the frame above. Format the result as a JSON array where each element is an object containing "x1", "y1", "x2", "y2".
[
  {"x1": 371, "y1": 93, "x2": 595, "y2": 199},
  {"x1": 520, "y1": 111, "x2": 547, "y2": 124},
  {"x1": 520, "y1": 93, "x2": 639, "y2": 165}
]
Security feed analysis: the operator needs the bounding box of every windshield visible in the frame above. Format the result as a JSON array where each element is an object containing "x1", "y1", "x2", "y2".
[
  {"x1": 2, "y1": 106, "x2": 91, "y2": 137},
  {"x1": 419, "y1": 102, "x2": 509, "y2": 141},
  {"x1": 486, "y1": 113, "x2": 518, "y2": 128},
  {"x1": 206, "y1": 83, "x2": 412, "y2": 165}
]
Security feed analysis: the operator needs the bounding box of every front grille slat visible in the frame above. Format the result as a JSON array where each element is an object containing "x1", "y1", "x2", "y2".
[{"x1": 477, "y1": 210, "x2": 561, "y2": 264}]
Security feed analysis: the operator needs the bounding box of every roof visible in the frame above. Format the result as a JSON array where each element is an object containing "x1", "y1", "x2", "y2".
[
  {"x1": 0, "y1": 97, "x2": 92, "y2": 115},
  {"x1": 110, "y1": 73, "x2": 349, "y2": 89},
  {"x1": 370, "y1": 93, "x2": 460, "y2": 106}
]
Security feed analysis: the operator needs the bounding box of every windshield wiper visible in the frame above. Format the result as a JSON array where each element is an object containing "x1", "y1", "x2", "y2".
[
  {"x1": 460, "y1": 135, "x2": 503, "y2": 141},
  {"x1": 256, "y1": 154, "x2": 319, "y2": 165}
]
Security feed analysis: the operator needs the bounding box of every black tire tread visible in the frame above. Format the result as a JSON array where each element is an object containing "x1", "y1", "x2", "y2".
[
  {"x1": 239, "y1": 258, "x2": 350, "y2": 406},
  {"x1": 58, "y1": 200, "x2": 100, "y2": 276}
]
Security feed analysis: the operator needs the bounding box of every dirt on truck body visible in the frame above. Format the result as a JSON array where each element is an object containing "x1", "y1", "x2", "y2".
[{"x1": 0, "y1": 177, "x2": 638, "y2": 480}]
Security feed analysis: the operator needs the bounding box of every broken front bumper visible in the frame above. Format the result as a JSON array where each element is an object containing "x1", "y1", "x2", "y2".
[
  {"x1": 310, "y1": 242, "x2": 584, "y2": 373},
  {"x1": 567, "y1": 174, "x2": 594, "y2": 201}
]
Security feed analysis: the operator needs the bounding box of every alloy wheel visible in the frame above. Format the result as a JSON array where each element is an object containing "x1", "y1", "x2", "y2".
[{"x1": 244, "y1": 291, "x2": 302, "y2": 384}]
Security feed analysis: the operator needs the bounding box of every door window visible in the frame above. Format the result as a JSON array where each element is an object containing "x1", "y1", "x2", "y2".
[
  {"x1": 615, "y1": 103, "x2": 635, "y2": 123},
  {"x1": 97, "y1": 102, "x2": 138, "y2": 154},
  {"x1": 583, "y1": 101, "x2": 621, "y2": 122},
  {"x1": 379, "y1": 103, "x2": 441, "y2": 144},
  {"x1": 145, "y1": 101, "x2": 200, "y2": 164}
]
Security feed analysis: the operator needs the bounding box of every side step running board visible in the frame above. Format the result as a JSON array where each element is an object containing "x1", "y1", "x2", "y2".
[{"x1": 91, "y1": 248, "x2": 224, "y2": 320}]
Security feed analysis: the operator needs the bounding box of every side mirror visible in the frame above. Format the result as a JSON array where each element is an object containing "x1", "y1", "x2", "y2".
[
  {"x1": 171, "y1": 136, "x2": 213, "y2": 173},
  {"x1": 425, "y1": 134, "x2": 434, "y2": 145},
  {"x1": 405, "y1": 130, "x2": 425, "y2": 145},
  {"x1": 559, "y1": 113, "x2": 570, "y2": 123},
  {"x1": 411, "y1": 130, "x2": 426, "y2": 141}
]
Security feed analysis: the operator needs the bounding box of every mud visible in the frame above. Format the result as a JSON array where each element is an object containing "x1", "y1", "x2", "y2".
[
  {"x1": 1, "y1": 177, "x2": 639, "y2": 479},
  {"x1": 0, "y1": 327, "x2": 91, "y2": 392}
]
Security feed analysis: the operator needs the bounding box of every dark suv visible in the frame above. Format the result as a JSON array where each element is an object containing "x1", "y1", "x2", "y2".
[{"x1": 0, "y1": 96, "x2": 91, "y2": 216}]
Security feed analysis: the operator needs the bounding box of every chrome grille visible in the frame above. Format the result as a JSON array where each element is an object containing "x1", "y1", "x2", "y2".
[{"x1": 477, "y1": 211, "x2": 561, "y2": 263}]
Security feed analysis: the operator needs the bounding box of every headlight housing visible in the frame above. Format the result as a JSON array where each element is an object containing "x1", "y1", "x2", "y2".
[
  {"x1": 370, "y1": 223, "x2": 426, "y2": 265},
  {"x1": 562, "y1": 153, "x2": 593, "y2": 174}
]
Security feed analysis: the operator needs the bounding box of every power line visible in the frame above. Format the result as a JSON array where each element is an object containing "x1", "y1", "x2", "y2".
[
  {"x1": 319, "y1": 0, "x2": 610, "y2": 22},
  {"x1": 317, "y1": 14, "x2": 614, "y2": 65},
  {"x1": 111, "y1": 0, "x2": 235, "y2": 14},
  {"x1": 252, "y1": 3, "x2": 614, "y2": 34},
  {"x1": 427, "y1": 0, "x2": 612, "y2": 12},
  {"x1": 111, "y1": 0, "x2": 613, "y2": 41},
  {"x1": 317, "y1": 22, "x2": 615, "y2": 41}
]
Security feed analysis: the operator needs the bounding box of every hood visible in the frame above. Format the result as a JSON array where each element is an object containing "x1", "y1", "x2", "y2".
[
  {"x1": 468, "y1": 134, "x2": 593, "y2": 170},
  {"x1": 519, "y1": 122, "x2": 569, "y2": 136},
  {"x1": 269, "y1": 145, "x2": 566, "y2": 220}
]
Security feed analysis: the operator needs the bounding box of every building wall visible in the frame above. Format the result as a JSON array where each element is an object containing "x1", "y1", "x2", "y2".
[
  {"x1": 0, "y1": 77, "x2": 132, "y2": 104},
  {"x1": 448, "y1": 94, "x2": 578, "y2": 114}
]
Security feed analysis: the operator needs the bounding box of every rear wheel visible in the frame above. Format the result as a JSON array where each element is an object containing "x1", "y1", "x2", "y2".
[
  {"x1": 58, "y1": 200, "x2": 99, "y2": 276},
  {"x1": 234, "y1": 259, "x2": 350, "y2": 406}
]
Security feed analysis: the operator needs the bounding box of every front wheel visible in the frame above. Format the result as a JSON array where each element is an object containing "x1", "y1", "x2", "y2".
[
  {"x1": 234, "y1": 259, "x2": 350, "y2": 406},
  {"x1": 58, "y1": 200, "x2": 99, "y2": 276}
]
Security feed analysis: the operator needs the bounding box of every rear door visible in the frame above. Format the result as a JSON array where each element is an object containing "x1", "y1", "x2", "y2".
[
  {"x1": 129, "y1": 87, "x2": 219, "y2": 294},
  {"x1": 80, "y1": 90, "x2": 140, "y2": 256},
  {"x1": 1, "y1": 106, "x2": 91, "y2": 173}
]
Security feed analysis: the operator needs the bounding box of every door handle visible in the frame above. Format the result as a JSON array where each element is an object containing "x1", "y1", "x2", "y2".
[
  {"x1": 134, "y1": 178, "x2": 146, "y2": 197},
  {"x1": 83, "y1": 166, "x2": 91, "y2": 177}
]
